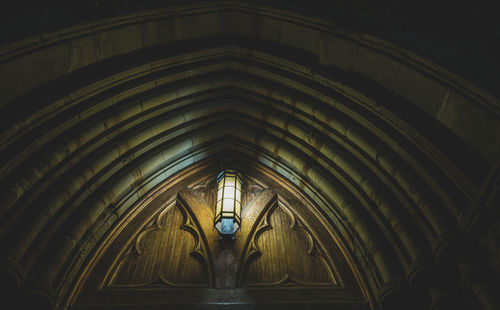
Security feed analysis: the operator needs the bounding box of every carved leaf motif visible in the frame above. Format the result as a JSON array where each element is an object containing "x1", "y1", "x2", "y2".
[
  {"x1": 105, "y1": 197, "x2": 211, "y2": 288},
  {"x1": 187, "y1": 177, "x2": 215, "y2": 210},
  {"x1": 241, "y1": 199, "x2": 340, "y2": 287},
  {"x1": 241, "y1": 177, "x2": 269, "y2": 213}
]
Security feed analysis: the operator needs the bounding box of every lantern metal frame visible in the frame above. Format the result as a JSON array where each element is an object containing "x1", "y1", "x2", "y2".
[{"x1": 214, "y1": 169, "x2": 242, "y2": 237}]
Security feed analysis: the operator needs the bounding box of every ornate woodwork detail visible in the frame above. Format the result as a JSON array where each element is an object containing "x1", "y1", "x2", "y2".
[
  {"x1": 187, "y1": 174, "x2": 269, "y2": 216},
  {"x1": 240, "y1": 198, "x2": 341, "y2": 287},
  {"x1": 187, "y1": 176, "x2": 216, "y2": 211},
  {"x1": 72, "y1": 166, "x2": 366, "y2": 309},
  {"x1": 103, "y1": 195, "x2": 212, "y2": 288},
  {"x1": 241, "y1": 177, "x2": 269, "y2": 212}
]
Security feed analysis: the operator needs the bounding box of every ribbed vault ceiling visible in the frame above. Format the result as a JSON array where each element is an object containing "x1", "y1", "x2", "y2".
[{"x1": 0, "y1": 2, "x2": 499, "y2": 310}]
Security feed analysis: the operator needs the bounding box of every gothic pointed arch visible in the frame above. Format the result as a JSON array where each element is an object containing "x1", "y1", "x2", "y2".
[
  {"x1": 69, "y1": 161, "x2": 368, "y2": 309},
  {"x1": 0, "y1": 2, "x2": 499, "y2": 310}
]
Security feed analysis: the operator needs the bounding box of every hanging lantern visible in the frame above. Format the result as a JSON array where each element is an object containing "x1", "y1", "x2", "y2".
[{"x1": 214, "y1": 170, "x2": 242, "y2": 237}]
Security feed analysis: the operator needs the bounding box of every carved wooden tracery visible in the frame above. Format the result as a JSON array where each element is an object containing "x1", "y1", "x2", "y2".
[
  {"x1": 104, "y1": 197, "x2": 212, "y2": 288},
  {"x1": 71, "y1": 165, "x2": 367, "y2": 309},
  {"x1": 240, "y1": 198, "x2": 341, "y2": 287}
]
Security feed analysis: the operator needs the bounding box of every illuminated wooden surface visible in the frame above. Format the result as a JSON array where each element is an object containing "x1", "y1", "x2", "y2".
[{"x1": 72, "y1": 163, "x2": 367, "y2": 309}]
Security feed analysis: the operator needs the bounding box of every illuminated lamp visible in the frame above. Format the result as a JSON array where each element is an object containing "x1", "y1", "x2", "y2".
[{"x1": 214, "y1": 170, "x2": 242, "y2": 238}]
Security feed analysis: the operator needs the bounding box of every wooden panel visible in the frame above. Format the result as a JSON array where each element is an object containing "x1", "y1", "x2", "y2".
[
  {"x1": 242, "y1": 200, "x2": 340, "y2": 286},
  {"x1": 71, "y1": 164, "x2": 367, "y2": 309},
  {"x1": 106, "y1": 199, "x2": 209, "y2": 287}
]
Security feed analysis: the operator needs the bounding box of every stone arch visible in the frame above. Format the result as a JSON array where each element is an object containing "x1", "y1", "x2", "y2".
[{"x1": 0, "y1": 2, "x2": 498, "y2": 310}]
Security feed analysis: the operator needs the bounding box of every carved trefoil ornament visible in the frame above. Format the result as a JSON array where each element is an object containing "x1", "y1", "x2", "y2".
[
  {"x1": 239, "y1": 198, "x2": 342, "y2": 287},
  {"x1": 104, "y1": 196, "x2": 212, "y2": 288}
]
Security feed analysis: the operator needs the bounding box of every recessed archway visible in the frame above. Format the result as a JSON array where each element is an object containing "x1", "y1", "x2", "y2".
[
  {"x1": 0, "y1": 2, "x2": 498, "y2": 310},
  {"x1": 69, "y1": 157, "x2": 370, "y2": 309}
]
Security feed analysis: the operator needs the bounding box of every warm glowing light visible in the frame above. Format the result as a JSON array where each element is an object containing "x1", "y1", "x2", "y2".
[{"x1": 214, "y1": 170, "x2": 242, "y2": 237}]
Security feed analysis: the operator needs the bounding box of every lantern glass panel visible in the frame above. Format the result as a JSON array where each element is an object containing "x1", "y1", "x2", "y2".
[
  {"x1": 235, "y1": 201, "x2": 241, "y2": 218},
  {"x1": 215, "y1": 200, "x2": 222, "y2": 219},
  {"x1": 225, "y1": 188, "x2": 235, "y2": 199},
  {"x1": 225, "y1": 177, "x2": 235, "y2": 188},
  {"x1": 235, "y1": 188, "x2": 241, "y2": 202},
  {"x1": 222, "y1": 198, "x2": 234, "y2": 212}
]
